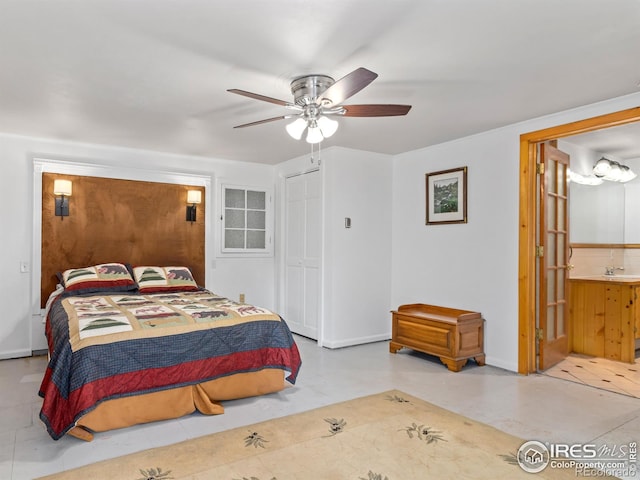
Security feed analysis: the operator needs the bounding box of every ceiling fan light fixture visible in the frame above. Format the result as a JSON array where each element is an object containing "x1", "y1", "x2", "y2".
[
  {"x1": 228, "y1": 68, "x2": 412, "y2": 142},
  {"x1": 285, "y1": 117, "x2": 307, "y2": 140},
  {"x1": 317, "y1": 115, "x2": 338, "y2": 138},
  {"x1": 306, "y1": 121, "x2": 324, "y2": 144}
]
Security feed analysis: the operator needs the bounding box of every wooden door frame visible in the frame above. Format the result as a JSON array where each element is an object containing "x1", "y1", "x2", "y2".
[{"x1": 518, "y1": 106, "x2": 640, "y2": 374}]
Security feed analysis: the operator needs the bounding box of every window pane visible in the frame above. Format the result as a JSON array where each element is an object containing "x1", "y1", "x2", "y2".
[
  {"x1": 557, "y1": 166, "x2": 566, "y2": 196},
  {"x1": 225, "y1": 230, "x2": 245, "y2": 248},
  {"x1": 557, "y1": 301, "x2": 565, "y2": 336},
  {"x1": 225, "y1": 209, "x2": 245, "y2": 228},
  {"x1": 225, "y1": 188, "x2": 245, "y2": 208},
  {"x1": 247, "y1": 230, "x2": 266, "y2": 249},
  {"x1": 247, "y1": 190, "x2": 265, "y2": 210},
  {"x1": 547, "y1": 306, "x2": 556, "y2": 340},
  {"x1": 557, "y1": 270, "x2": 565, "y2": 301},
  {"x1": 547, "y1": 159, "x2": 557, "y2": 193},
  {"x1": 558, "y1": 233, "x2": 565, "y2": 265},
  {"x1": 247, "y1": 210, "x2": 265, "y2": 229},
  {"x1": 547, "y1": 195, "x2": 556, "y2": 230},
  {"x1": 546, "y1": 233, "x2": 556, "y2": 267},
  {"x1": 547, "y1": 265, "x2": 556, "y2": 303}
]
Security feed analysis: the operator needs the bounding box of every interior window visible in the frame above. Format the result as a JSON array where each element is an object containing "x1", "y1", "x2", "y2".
[{"x1": 221, "y1": 185, "x2": 272, "y2": 255}]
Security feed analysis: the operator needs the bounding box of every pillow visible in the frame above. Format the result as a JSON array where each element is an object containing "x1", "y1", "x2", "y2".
[
  {"x1": 59, "y1": 263, "x2": 137, "y2": 294},
  {"x1": 132, "y1": 266, "x2": 199, "y2": 293}
]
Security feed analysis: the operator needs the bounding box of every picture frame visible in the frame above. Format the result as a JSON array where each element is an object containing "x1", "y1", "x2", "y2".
[{"x1": 425, "y1": 166, "x2": 467, "y2": 225}]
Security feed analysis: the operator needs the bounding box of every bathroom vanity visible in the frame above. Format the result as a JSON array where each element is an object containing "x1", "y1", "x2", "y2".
[{"x1": 569, "y1": 276, "x2": 640, "y2": 363}]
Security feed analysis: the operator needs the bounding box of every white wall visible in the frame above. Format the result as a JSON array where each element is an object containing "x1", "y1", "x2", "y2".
[
  {"x1": 275, "y1": 147, "x2": 393, "y2": 348},
  {"x1": 321, "y1": 147, "x2": 393, "y2": 348},
  {"x1": 0, "y1": 133, "x2": 276, "y2": 359},
  {"x1": 3, "y1": 91, "x2": 640, "y2": 366},
  {"x1": 391, "y1": 92, "x2": 640, "y2": 371}
]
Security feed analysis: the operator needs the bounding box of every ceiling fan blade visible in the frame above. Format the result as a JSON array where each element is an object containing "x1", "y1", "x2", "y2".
[
  {"x1": 341, "y1": 104, "x2": 412, "y2": 117},
  {"x1": 228, "y1": 89, "x2": 293, "y2": 107},
  {"x1": 319, "y1": 67, "x2": 378, "y2": 106},
  {"x1": 233, "y1": 115, "x2": 291, "y2": 128}
]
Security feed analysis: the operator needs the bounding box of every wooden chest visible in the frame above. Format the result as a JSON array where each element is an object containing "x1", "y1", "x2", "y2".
[{"x1": 390, "y1": 303, "x2": 485, "y2": 372}]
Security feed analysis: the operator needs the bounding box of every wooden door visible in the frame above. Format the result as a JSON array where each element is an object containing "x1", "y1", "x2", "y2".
[
  {"x1": 538, "y1": 143, "x2": 571, "y2": 370},
  {"x1": 284, "y1": 170, "x2": 321, "y2": 339}
]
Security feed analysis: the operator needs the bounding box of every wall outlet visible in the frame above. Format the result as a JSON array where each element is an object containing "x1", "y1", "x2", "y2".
[
  {"x1": 239, "y1": 293, "x2": 245, "y2": 303},
  {"x1": 20, "y1": 261, "x2": 29, "y2": 273}
]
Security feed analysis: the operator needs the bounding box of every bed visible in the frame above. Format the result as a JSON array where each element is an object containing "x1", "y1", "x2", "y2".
[{"x1": 38, "y1": 263, "x2": 301, "y2": 441}]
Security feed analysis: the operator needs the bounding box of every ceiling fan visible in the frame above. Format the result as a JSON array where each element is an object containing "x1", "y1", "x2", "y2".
[{"x1": 228, "y1": 67, "x2": 412, "y2": 144}]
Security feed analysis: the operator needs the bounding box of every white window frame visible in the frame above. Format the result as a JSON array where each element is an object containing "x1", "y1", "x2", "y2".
[{"x1": 218, "y1": 183, "x2": 273, "y2": 257}]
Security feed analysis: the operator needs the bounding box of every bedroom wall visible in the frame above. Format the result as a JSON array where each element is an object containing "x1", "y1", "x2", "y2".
[
  {"x1": 3, "y1": 92, "x2": 640, "y2": 365},
  {"x1": 0, "y1": 133, "x2": 276, "y2": 359},
  {"x1": 391, "y1": 91, "x2": 640, "y2": 372},
  {"x1": 274, "y1": 146, "x2": 393, "y2": 348},
  {"x1": 321, "y1": 147, "x2": 393, "y2": 348}
]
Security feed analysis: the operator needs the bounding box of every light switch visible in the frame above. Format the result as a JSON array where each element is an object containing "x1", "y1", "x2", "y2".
[{"x1": 345, "y1": 217, "x2": 351, "y2": 228}]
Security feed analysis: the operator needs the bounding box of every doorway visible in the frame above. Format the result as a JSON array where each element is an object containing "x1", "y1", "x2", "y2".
[{"x1": 518, "y1": 106, "x2": 640, "y2": 375}]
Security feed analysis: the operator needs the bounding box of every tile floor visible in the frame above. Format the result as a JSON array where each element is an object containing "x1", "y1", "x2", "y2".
[
  {"x1": 1, "y1": 336, "x2": 639, "y2": 480},
  {"x1": 544, "y1": 354, "x2": 640, "y2": 399}
]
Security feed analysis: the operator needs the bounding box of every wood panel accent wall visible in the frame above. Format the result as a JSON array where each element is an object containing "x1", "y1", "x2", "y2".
[{"x1": 41, "y1": 173, "x2": 205, "y2": 307}]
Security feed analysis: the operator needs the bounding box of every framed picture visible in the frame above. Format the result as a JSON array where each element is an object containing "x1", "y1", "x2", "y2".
[{"x1": 425, "y1": 166, "x2": 467, "y2": 225}]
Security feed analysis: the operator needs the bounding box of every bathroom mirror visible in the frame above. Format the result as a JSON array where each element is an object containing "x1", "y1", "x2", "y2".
[
  {"x1": 569, "y1": 175, "x2": 640, "y2": 244},
  {"x1": 560, "y1": 128, "x2": 640, "y2": 245},
  {"x1": 569, "y1": 182, "x2": 624, "y2": 244}
]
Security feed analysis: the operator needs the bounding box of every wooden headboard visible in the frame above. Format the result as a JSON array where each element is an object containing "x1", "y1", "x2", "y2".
[{"x1": 41, "y1": 173, "x2": 205, "y2": 307}]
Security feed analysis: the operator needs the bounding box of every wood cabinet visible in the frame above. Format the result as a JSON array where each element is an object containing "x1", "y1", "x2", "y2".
[
  {"x1": 569, "y1": 278, "x2": 639, "y2": 363},
  {"x1": 390, "y1": 303, "x2": 485, "y2": 372}
]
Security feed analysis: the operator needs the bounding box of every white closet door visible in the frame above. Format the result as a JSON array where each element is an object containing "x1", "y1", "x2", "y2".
[{"x1": 284, "y1": 170, "x2": 321, "y2": 339}]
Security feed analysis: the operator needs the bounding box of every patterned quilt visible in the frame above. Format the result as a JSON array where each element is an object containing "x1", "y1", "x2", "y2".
[{"x1": 39, "y1": 289, "x2": 301, "y2": 440}]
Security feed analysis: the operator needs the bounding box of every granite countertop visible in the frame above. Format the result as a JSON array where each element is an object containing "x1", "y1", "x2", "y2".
[{"x1": 570, "y1": 275, "x2": 640, "y2": 283}]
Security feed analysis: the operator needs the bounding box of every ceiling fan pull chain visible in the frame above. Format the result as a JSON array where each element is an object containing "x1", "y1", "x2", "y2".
[{"x1": 309, "y1": 141, "x2": 322, "y2": 165}]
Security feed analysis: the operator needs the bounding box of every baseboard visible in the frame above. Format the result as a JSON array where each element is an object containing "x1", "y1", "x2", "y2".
[
  {"x1": 322, "y1": 333, "x2": 391, "y2": 349},
  {"x1": 484, "y1": 355, "x2": 517, "y2": 373},
  {"x1": 0, "y1": 348, "x2": 32, "y2": 360}
]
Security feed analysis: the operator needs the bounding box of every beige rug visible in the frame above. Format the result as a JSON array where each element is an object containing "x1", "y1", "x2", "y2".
[{"x1": 38, "y1": 390, "x2": 608, "y2": 479}]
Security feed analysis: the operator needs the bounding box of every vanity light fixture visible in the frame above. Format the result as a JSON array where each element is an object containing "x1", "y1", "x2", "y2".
[
  {"x1": 592, "y1": 157, "x2": 637, "y2": 183},
  {"x1": 53, "y1": 179, "x2": 72, "y2": 219},
  {"x1": 186, "y1": 190, "x2": 202, "y2": 222},
  {"x1": 568, "y1": 170, "x2": 603, "y2": 186}
]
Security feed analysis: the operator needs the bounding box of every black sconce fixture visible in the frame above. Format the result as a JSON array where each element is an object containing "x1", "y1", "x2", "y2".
[
  {"x1": 186, "y1": 190, "x2": 202, "y2": 222},
  {"x1": 53, "y1": 179, "x2": 72, "y2": 219}
]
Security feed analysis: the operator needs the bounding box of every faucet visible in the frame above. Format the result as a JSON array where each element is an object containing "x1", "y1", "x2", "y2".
[{"x1": 605, "y1": 266, "x2": 624, "y2": 276}]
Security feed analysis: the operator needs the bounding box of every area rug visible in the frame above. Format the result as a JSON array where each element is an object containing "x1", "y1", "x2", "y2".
[{"x1": 37, "y1": 390, "x2": 598, "y2": 479}]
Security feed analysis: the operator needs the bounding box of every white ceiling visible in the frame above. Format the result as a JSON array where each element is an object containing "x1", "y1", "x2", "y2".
[
  {"x1": 563, "y1": 122, "x2": 640, "y2": 161},
  {"x1": 1, "y1": 0, "x2": 639, "y2": 165}
]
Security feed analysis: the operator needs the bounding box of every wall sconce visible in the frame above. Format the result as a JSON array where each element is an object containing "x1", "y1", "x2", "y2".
[
  {"x1": 186, "y1": 190, "x2": 202, "y2": 222},
  {"x1": 53, "y1": 179, "x2": 72, "y2": 219}
]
